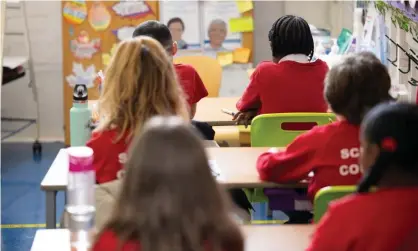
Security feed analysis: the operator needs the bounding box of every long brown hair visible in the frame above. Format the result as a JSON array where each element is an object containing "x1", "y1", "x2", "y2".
[
  {"x1": 99, "y1": 116, "x2": 244, "y2": 251},
  {"x1": 96, "y1": 36, "x2": 189, "y2": 141}
]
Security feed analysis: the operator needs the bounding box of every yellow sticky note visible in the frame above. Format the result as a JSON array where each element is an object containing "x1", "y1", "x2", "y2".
[
  {"x1": 233, "y1": 48, "x2": 251, "y2": 63},
  {"x1": 236, "y1": 0, "x2": 253, "y2": 13},
  {"x1": 217, "y1": 52, "x2": 234, "y2": 67},
  {"x1": 229, "y1": 16, "x2": 254, "y2": 33},
  {"x1": 247, "y1": 68, "x2": 255, "y2": 77}
]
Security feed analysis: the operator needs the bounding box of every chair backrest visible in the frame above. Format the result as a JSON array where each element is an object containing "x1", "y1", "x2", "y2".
[
  {"x1": 313, "y1": 186, "x2": 356, "y2": 223},
  {"x1": 250, "y1": 113, "x2": 336, "y2": 147},
  {"x1": 173, "y1": 55, "x2": 222, "y2": 97}
]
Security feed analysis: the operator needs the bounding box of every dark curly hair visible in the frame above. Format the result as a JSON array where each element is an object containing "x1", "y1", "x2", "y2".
[
  {"x1": 268, "y1": 15, "x2": 314, "y2": 60},
  {"x1": 325, "y1": 52, "x2": 393, "y2": 125}
]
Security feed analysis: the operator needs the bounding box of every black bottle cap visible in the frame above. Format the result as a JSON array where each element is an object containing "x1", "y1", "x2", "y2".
[{"x1": 73, "y1": 84, "x2": 88, "y2": 102}]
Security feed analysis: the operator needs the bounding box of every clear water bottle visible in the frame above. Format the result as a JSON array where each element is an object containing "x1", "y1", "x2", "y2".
[{"x1": 66, "y1": 146, "x2": 95, "y2": 251}]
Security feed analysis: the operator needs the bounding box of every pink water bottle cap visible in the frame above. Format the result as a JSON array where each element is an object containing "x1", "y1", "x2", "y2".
[{"x1": 67, "y1": 146, "x2": 94, "y2": 172}]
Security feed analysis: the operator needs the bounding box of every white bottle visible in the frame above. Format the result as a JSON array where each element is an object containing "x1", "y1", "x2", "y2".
[{"x1": 66, "y1": 146, "x2": 95, "y2": 251}]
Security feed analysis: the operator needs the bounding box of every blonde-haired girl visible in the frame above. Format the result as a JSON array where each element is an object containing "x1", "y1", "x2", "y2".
[{"x1": 87, "y1": 36, "x2": 189, "y2": 184}]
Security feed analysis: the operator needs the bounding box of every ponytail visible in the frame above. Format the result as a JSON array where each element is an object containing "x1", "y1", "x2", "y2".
[{"x1": 357, "y1": 153, "x2": 390, "y2": 193}]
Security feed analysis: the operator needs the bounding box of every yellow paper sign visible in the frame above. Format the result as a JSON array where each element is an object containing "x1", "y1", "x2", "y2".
[
  {"x1": 229, "y1": 16, "x2": 254, "y2": 33},
  {"x1": 236, "y1": 0, "x2": 253, "y2": 13},
  {"x1": 233, "y1": 48, "x2": 251, "y2": 63},
  {"x1": 217, "y1": 52, "x2": 234, "y2": 67}
]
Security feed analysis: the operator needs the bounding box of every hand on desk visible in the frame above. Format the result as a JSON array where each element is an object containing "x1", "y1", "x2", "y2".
[{"x1": 233, "y1": 110, "x2": 257, "y2": 128}]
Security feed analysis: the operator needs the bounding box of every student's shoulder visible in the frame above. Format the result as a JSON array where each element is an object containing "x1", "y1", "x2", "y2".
[
  {"x1": 255, "y1": 61, "x2": 278, "y2": 71},
  {"x1": 300, "y1": 121, "x2": 342, "y2": 140},
  {"x1": 174, "y1": 63, "x2": 198, "y2": 74}
]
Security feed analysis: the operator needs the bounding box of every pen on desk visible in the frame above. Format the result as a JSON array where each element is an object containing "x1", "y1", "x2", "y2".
[{"x1": 221, "y1": 109, "x2": 236, "y2": 117}]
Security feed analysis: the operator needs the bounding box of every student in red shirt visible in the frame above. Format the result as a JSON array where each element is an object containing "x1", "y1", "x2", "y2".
[
  {"x1": 256, "y1": 52, "x2": 393, "y2": 222},
  {"x1": 233, "y1": 15, "x2": 328, "y2": 126},
  {"x1": 132, "y1": 21, "x2": 214, "y2": 140},
  {"x1": 87, "y1": 37, "x2": 189, "y2": 184},
  {"x1": 308, "y1": 102, "x2": 418, "y2": 251},
  {"x1": 92, "y1": 116, "x2": 244, "y2": 251}
]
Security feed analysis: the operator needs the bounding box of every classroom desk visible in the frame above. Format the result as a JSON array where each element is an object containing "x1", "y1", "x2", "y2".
[
  {"x1": 41, "y1": 147, "x2": 306, "y2": 229},
  {"x1": 194, "y1": 97, "x2": 239, "y2": 126},
  {"x1": 88, "y1": 97, "x2": 239, "y2": 126},
  {"x1": 30, "y1": 225, "x2": 314, "y2": 251}
]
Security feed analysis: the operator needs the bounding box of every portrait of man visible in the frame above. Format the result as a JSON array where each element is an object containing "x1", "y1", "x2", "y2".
[{"x1": 205, "y1": 19, "x2": 227, "y2": 51}]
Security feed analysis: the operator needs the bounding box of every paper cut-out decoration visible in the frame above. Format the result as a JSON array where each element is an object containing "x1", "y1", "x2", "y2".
[
  {"x1": 233, "y1": 48, "x2": 251, "y2": 63},
  {"x1": 88, "y1": 2, "x2": 111, "y2": 31},
  {"x1": 217, "y1": 52, "x2": 234, "y2": 67},
  {"x1": 70, "y1": 31, "x2": 101, "y2": 59},
  {"x1": 63, "y1": 0, "x2": 87, "y2": 25},
  {"x1": 66, "y1": 63, "x2": 97, "y2": 89},
  {"x1": 229, "y1": 16, "x2": 254, "y2": 33},
  {"x1": 236, "y1": 0, "x2": 253, "y2": 13},
  {"x1": 113, "y1": 26, "x2": 136, "y2": 41},
  {"x1": 112, "y1": 0, "x2": 152, "y2": 18},
  {"x1": 102, "y1": 44, "x2": 118, "y2": 66}
]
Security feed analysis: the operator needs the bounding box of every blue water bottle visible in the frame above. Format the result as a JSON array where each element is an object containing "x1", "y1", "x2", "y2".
[{"x1": 70, "y1": 84, "x2": 92, "y2": 146}]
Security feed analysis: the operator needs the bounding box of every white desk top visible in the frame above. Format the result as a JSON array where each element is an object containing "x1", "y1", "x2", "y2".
[
  {"x1": 41, "y1": 147, "x2": 306, "y2": 191},
  {"x1": 31, "y1": 225, "x2": 314, "y2": 251}
]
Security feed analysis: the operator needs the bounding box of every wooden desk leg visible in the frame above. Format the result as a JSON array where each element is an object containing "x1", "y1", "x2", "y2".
[{"x1": 45, "y1": 191, "x2": 57, "y2": 229}]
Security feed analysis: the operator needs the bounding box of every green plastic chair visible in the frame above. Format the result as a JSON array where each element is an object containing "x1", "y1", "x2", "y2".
[
  {"x1": 251, "y1": 113, "x2": 337, "y2": 147},
  {"x1": 249, "y1": 113, "x2": 336, "y2": 203},
  {"x1": 313, "y1": 186, "x2": 356, "y2": 223}
]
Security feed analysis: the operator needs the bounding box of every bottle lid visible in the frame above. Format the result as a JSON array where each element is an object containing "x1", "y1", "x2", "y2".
[
  {"x1": 73, "y1": 84, "x2": 88, "y2": 102},
  {"x1": 67, "y1": 146, "x2": 93, "y2": 172}
]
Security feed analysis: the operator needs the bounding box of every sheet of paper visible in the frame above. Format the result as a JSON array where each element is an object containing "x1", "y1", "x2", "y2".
[
  {"x1": 112, "y1": 0, "x2": 152, "y2": 18},
  {"x1": 209, "y1": 160, "x2": 225, "y2": 182},
  {"x1": 229, "y1": 16, "x2": 254, "y2": 33},
  {"x1": 2, "y1": 56, "x2": 28, "y2": 69},
  {"x1": 235, "y1": 0, "x2": 253, "y2": 13},
  {"x1": 233, "y1": 48, "x2": 251, "y2": 63},
  {"x1": 217, "y1": 52, "x2": 234, "y2": 67}
]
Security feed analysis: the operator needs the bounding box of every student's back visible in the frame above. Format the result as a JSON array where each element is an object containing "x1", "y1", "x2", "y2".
[
  {"x1": 235, "y1": 15, "x2": 328, "y2": 124},
  {"x1": 242, "y1": 59, "x2": 328, "y2": 114},
  {"x1": 92, "y1": 116, "x2": 243, "y2": 251},
  {"x1": 308, "y1": 188, "x2": 418, "y2": 251},
  {"x1": 257, "y1": 52, "x2": 393, "y2": 199},
  {"x1": 87, "y1": 37, "x2": 189, "y2": 184},
  {"x1": 308, "y1": 103, "x2": 418, "y2": 251}
]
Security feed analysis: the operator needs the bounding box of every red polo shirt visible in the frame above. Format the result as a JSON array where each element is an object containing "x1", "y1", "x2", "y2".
[
  {"x1": 237, "y1": 60, "x2": 328, "y2": 114},
  {"x1": 257, "y1": 120, "x2": 361, "y2": 199},
  {"x1": 307, "y1": 187, "x2": 418, "y2": 251},
  {"x1": 93, "y1": 230, "x2": 217, "y2": 251},
  {"x1": 174, "y1": 64, "x2": 208, "y2": 106},
  {"x1": 86, "y1": 129, "x2": 130, "y2": 184}
]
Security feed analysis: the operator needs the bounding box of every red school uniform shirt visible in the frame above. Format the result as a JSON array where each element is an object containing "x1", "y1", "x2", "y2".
[
  {"x1": 236, "y1": 60, "x2": 328, "y2": 114},
  {"x1": 174, "y1": 64, "x2": 208, "y2": 106},
  {"x1": 257, "y1": 120, "x2": 362, "y2": 200},
  {"x1": 307, "y1": 187, "x2": 418, "y2": 251},
  {"x1": 86, "y1": 129, "x2": 130, "y2": 184},
  {"x1": 93, "y1": 229, "x2": 216, "y2": 251}
]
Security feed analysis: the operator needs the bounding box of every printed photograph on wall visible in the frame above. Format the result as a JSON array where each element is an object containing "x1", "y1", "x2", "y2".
[
  {"x1": 203, "y1": 1, "x2": 242, "y2": 53},
  {"x1": 159, "y1": 0, "x2": 200, "y2": 50}
]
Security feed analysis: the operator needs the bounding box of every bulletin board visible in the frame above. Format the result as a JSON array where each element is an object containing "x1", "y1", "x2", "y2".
[
  {"x1": 62, "y1": 0, "x2": 159, "y2": 145},
  {"x1": 62, "y1": 0, "x2": 253, "y2": 145}
]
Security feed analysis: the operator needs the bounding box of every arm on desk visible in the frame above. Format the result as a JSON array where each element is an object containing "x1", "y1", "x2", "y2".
[{"x1": 256, "y1": 129, "x2": 320, "y2": 183}]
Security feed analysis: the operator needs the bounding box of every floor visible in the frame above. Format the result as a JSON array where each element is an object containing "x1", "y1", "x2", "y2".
[{"x1": 1, "y1": 142, "x2": 65, "y2": 251}]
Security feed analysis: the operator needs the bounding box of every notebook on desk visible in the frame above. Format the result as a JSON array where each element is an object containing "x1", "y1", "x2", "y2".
[{"x1": 209, "y1": 160, "x2": 225, "y2": 182}]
